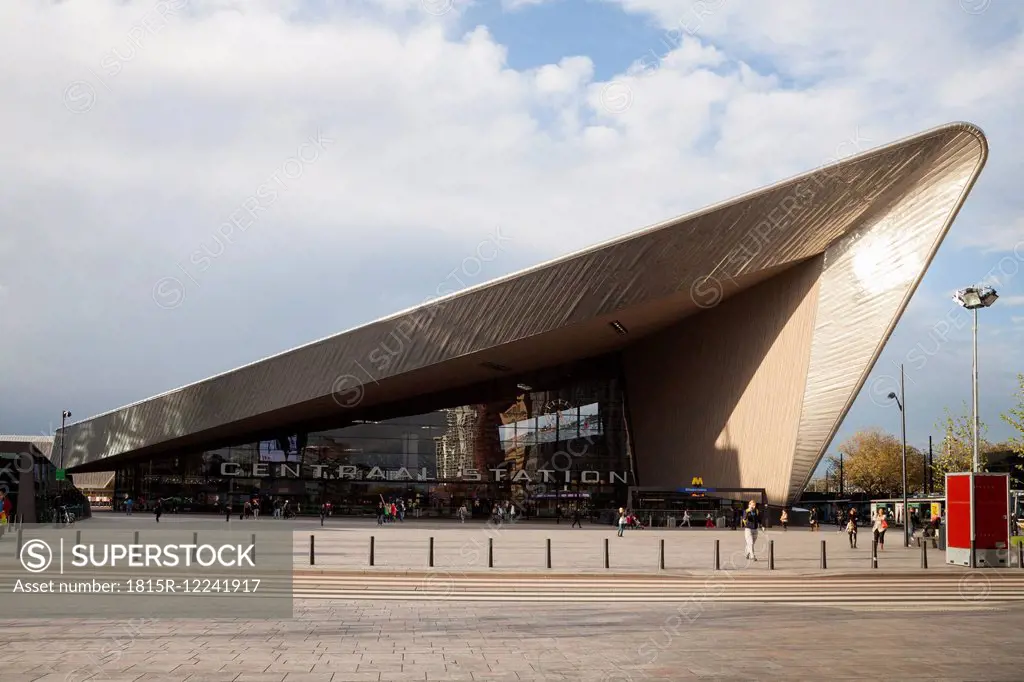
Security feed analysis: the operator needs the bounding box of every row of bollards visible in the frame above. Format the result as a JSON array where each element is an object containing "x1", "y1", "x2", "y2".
[
  {"x1": 303, "y1": 534, "x2": 1024, "y2": 570},
  {"x1": 0, "y1": 514, "x2": 25, "y2": 538},
  {"x1": 9, "y1": 528, "x2": 260, "y2": 564}
]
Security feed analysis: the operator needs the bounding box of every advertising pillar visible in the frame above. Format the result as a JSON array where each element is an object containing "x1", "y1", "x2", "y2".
[{"x1": 945, "y1": 472, "x2": 1010, "y2": 567}]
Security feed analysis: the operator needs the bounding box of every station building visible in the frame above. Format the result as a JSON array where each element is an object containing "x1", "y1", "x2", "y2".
[{"x1": 52, "y1": 123, "x2": 987, "y2": 518}]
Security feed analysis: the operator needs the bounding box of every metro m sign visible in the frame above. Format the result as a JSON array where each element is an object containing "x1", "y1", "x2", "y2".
[{"x1": 691, "y1": 477, "x2": 704, "y2": 487}]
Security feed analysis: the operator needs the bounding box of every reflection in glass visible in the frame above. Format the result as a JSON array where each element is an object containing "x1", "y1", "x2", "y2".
[{"x1": 111, "y1": 356, "x2": 635, "y2": 519}]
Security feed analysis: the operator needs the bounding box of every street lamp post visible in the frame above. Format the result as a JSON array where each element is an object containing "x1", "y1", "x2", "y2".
[
  {"x1": 59, "y1": 410, "x2": 71, "y2": 498},
  {"x1": 953, "y1": 285, "x2": 998, "y2": 472},
  {"x1": 59, "y1": 410, "x2": 71, "y2": 468},
  {"x1": 839, "y1": 452, "x2": 844, "y2": 498},
  {"x1": 887, "y1": 364, "x2": 910, "y2": 548}
]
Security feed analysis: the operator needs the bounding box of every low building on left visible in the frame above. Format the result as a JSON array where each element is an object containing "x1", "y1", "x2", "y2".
[{"x1": 0, "y1": 435, "x2": 106, "y2": 523}]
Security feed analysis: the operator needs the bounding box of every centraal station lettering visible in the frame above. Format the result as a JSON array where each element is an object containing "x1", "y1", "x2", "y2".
[{"x1": 219, "y1": 462, "x2": 630, "y2": 484}]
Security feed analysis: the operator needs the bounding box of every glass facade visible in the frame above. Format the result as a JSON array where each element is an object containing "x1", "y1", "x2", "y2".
[{"x1": 112, "y1": 358, "x2": 635, "y2": 518}]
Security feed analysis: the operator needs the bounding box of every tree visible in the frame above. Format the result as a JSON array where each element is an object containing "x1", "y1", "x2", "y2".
[
  {"x1": 932, "y1": 404, "x2": 992, "y2": 491},
  {"x1": 1001, "y1": 373, "x2": 1024, "y2": 482},
  {"x1": 828, "y1": 428, "x2": 924, "y2": 498}
]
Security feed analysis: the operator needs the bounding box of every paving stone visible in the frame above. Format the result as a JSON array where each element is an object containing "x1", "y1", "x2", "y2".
[{"x1": 1, "y1": 588, "x2": 1023, "y2": 680}]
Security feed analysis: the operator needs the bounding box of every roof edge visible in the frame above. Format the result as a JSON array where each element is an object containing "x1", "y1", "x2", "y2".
[{"x1": 63, "y1": 121, "x2": 988, "y2": 432}]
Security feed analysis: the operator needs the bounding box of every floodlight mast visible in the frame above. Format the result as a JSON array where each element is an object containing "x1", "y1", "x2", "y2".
[{"x1": 952, "y1": 286, "x2": 998, "y2": 472}]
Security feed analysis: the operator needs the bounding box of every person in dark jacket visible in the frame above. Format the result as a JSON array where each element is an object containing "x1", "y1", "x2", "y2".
[{"x1": 742, "y1": 500, "x2": 761, "y2": 561}]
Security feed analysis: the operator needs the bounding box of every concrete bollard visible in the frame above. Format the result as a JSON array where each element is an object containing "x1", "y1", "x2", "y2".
[
  {"x1": 659, "y1": 539, "x2": 665, "y2": 570},
  {"x1": 921, "y1": 539, "x2": 928, "y2": 569},
  {"x1": 252, "y1": 533, "x2": 257, "y2": 563},
  {"x1": 769, "y1": 540, "x2": 775, "y2": 570},
  {"x1": 17, "y1": 528, "x2": 23, "y2": 555},
  {"x1": 871, "y1": 540, "x2": 878, "y2": 569},
  {"x1": 429, "y1": 537, "x2": 434, "y2": 568},
  {"x1": 192, "y1": 532, "x2": 199, "y2": 563},
  {"x1": 369, "y1": 536, "x2": 375, "y2": 566},
  {"x1": 75, "y1": 530, "x2": 81, "y2": 546},
  {"x1": 546, "y1": 538, "x2": 551, "y2": 569},
  {"x1": 713, "y1": 539, "x2": 720, "y2": 571},
  {"x1": 488, "y1": 537, "x2": 493, "y2": 568},
  {"x1": 134, "y1": 531, "x2": 140, "y2": 545},
  {"x1": 604, "y1": 538, "x2": 610, "y2": 569},
  {"x1": 309, "y1": 535, "x2": 315, "y2": 566},
  {"x1": 1018, "y1": 542, "x2": 1023, "y2": 569},
  {"x1": 820, "y1": 540, "x2": 827, "y2": 570}
]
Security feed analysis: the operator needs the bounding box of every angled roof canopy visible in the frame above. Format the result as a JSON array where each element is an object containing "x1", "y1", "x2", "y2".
[{"x1": 56, "y1": 122, "x2": 988, "y2": 500}]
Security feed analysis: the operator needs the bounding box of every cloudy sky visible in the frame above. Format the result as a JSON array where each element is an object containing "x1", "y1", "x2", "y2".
[{"x1": 2, "y1": 0, "x2": 1023, "y2": 474}]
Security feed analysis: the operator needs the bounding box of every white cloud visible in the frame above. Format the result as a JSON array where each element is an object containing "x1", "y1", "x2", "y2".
[{"x1": 2, "y1": 0, "x2": 1024, "y2": 433}]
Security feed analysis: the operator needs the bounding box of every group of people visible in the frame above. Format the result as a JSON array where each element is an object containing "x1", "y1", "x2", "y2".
[
  {"x1": 376, "y1": 498, "x2": 406, "y2": 524},
  {"x1": 614, "y1": 508, "x2": 647, "y2": 536}
]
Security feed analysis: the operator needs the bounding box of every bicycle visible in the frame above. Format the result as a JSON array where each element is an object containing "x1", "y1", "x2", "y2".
[{"x1": 57, "y1": 506, "x2": 76, "y2": 526}]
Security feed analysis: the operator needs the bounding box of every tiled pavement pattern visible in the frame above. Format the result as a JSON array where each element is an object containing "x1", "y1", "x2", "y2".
[
  {"x1": 1, "y1": 600, "x2": 1023, "y2": 681},
  {"x1": 40, "y1": 512, "x2": 1000, "y2": 573},
  {"x1": 290, "y1": 523, "x2": 979, "y2": 573}
]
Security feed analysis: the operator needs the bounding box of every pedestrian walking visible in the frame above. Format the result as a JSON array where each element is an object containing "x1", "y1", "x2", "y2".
[
  {"x1": 847, "y1": 509, "x2": 858, "y2": 548},
  {"x1": 154, "y1": 499, "x2": 163, "y2": 523},
  {"x1": 571, "y1": 507, "x2": 582, "y2": 528},
  {"x1": 742, "y1": 499, "x2": 761, "y2": 561},
  {"x1": 225, "y1": 501, "x2": 232, "y2": 522},
  {"x1": 681, "y1": 509, "x2": 691, "y2": 527},
  {"x1": 809, "y1": 507, "x2": 819, "y2": 532},
  {"x1": 780, "y1": 509, "x2": 789, "y2": 531},
  {"x1": 873, "y1": 508, "x2": 888, "y2": 550},
  {"x1": 124, "y1": 497, "x2": 133, "y2": 516},
  {"x1": 617, "y1": 507, "x2": 626, "y2": 537}
]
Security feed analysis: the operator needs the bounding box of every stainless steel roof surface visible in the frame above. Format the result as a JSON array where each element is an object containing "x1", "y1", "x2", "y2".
[{"x1": 54, "y1": 122, "x2": 988, "y2": 502}]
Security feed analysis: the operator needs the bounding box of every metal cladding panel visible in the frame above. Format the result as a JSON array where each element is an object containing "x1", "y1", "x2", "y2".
[
  {"x1": 57, "y1": 123, "x2": 988, "y2": 476},
  {"x1": 623, "y1": 257, "x2": 822, "y2": 504},
  {"x1": 787, "y1": 130, "x2": 987, "y2": 501}
]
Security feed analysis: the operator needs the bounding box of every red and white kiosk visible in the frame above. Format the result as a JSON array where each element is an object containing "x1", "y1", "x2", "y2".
[{"x1": 945, "y1": 472, "x2": 1011, "y2": 567}]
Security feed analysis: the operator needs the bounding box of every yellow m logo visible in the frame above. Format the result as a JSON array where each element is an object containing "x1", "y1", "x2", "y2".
[{"x1": 691, "y1": 477, "x2": 704, "y2": 487}]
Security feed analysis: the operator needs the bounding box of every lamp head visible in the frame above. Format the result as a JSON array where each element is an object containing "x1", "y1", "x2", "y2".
[
  {"x1": 887, "y1": 392, "x2": 896, "y2": 400},
  {"x1": 954, "y1": 285, "x2": 998, "y2": 310}
]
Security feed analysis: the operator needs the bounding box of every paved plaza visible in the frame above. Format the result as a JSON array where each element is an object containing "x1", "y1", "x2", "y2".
[
  {"x1": 43, "y1": 512, "x2": 1002, "y2": 574},
  {"x1": 2, "y1": 513, "x2": 1023, "y2": 680},
  {"x1": 1, "y1": 599, "x2": 1023, "y2": 681}
]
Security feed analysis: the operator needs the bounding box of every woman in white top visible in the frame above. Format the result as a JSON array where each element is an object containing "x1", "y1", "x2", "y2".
[{"x1": 872, "y1": 508, "x2": 888, "y2": 550}]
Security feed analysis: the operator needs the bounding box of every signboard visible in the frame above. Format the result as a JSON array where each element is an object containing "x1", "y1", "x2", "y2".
[
  {"x1": 55, "y1": 469, "x2": 66, "y2": 481},
  {"x1": 931, "y1": 502, "x2": 942, "y2": 519}
]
